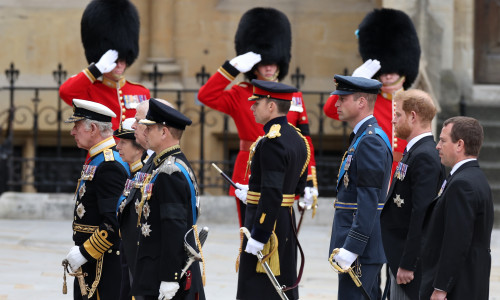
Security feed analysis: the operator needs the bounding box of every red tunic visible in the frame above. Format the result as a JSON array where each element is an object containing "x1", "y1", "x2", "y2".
[
  {"x1": 323, "y1": 93, "x2": 406, "y2": 175},
  {"x1": 198, "y1": 61, "x2": 316, "y2": 195},
  {"x1": 59, "y1": 68, "x2": 150, "y2": 130}
]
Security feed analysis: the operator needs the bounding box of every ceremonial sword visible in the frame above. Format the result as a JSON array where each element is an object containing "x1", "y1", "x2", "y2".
[
  {"x1": 240, "y1": 227, "x2": 289, "y2": 300},
  {"x1": 329, "y1": 248, "x2": 371, "y2": 300},
  {"x1": 180, "y1": 226, "x2": 209, "y2": 279}
]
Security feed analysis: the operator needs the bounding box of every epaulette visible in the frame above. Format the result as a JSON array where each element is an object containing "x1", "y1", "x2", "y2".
[
  {"x1": 156, "y1": 156, "x2": 181, "y2": 175},
  {"x1": 103, "y1": 149, "x2": 115, "y2": 161},
  {"x1": 266, "y1": 124, "x2": 281, "y2": 139}
]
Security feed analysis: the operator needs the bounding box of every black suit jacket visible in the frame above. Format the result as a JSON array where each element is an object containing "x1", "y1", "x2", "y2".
[
  {"x1": 380, "y1": 135, "x2": 444, "y2": 299},
  {"x1": 420, "y1": 160, "x2": 493, "y2": 300}
]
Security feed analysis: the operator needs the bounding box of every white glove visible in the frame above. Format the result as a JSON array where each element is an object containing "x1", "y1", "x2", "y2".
[
  {"x1": 95, "y1": 49, "x2": 118, "y2": 74},
  {"x1": 333, "y1": 248, "x2": 358, "y2": 270},
  {"x1": 245, "y1": 237, "x2": 265, "y2": 256},
  {"x1": 299, "y1": 186, "x2": 319, "y2": 210},
  {"x1": 66, "y1": 246, "x2": 87, "y2": 272},
  {"x1": 235, "y1": 182, "x2": 248, "y2": 204},
  {"x1": 351, "y1": 59, "x2": 381, "y2": 79},
  {"x1": 229, "y1": 51, "x2": 262, "y2": 73},
  {"x1": 158, "y1": 281, "x2": 180, "y2": 300}
]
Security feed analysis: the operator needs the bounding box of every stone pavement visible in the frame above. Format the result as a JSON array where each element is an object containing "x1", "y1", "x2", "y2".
[{"x1": 0, "y1": 217, "x2": 499, "y2": 300}]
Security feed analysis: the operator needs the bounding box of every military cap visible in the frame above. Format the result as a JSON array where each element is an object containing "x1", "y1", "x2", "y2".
[
  {"x1": 113, "y1": 117, "x2": 135, "y2": 139},
  {"x1": 65, "y1": 99, "x2": 116, "y2": 123},
  {"x1": 139, "y1": 98, "x2": 192, "y2": 130},
  {"x1": 248, "y1": 79, "x2": 298, "y2": 101},
  {"x1": 331, "y1": 75, "x2": 382, "y2": 95}
]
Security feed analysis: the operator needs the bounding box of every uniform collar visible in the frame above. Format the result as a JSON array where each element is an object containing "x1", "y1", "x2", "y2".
[
  {"x1": 154, "y1": 144, "x2": 181, "y2": 167},
  {"x1": 353, "y1": 115, "x2": 374, "y2": 134},
  {"x1": 88, "y1": 136, "x2": 116, "y2": 158},
  {"x1": 130, "y1": 159, "x2": 143, "y2": 173},
  {"x1": 263, "y1": 116, "x2": 288, "y2": 134},
  {"x1": 102, "y1": 76, "x2": 126, "y2": 89}
]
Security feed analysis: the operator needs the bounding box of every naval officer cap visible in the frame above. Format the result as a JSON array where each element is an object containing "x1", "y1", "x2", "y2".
[
  {"x1": 248, "y1": 79, "x2": 298, "y2": 101},
  {"x1": 65, "y1": 99, "x2": 116, "y2": 123},
  {"x1": 113, "y1": 118, "x2": 136, "y2": 140},
  {"x1": 139, "y1": 98, "x2": 192, "y2": 130},
  {"x1": 331, "y1": 75, "x2": 382, "y2": 95}
]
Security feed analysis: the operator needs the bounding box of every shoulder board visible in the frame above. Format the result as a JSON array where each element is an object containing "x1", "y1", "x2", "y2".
[
  {"x1": 126, "y1": 80, "x2": 148, "y2": 88},
  {"x1": 266, "y1": 124, "x2": 282, "y2": 139},
  {"x1": 156, "y1": 156, "x2": 181, "y2": 175},
  {"x1": 236, "y1": 81, "x2": 250, "y2": 88},
  {"x1": 103, "y1": 149, "x2": 115, "y2": 161}
]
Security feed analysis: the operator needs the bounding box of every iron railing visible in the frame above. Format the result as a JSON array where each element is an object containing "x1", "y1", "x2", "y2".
[{"x1": 0, "y1": 63, "x2": 349, "y2": 196}]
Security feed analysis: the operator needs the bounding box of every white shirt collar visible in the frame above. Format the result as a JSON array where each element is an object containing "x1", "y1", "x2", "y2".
[
  {"x1": 450, "y1": 158, "x2": 477, "y2": 175},
  {"x1": 406, "y1": 132, "x2": 433, "y2": 151}
]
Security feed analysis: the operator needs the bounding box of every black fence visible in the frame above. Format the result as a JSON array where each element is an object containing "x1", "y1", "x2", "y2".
[{"x1": 0, "y1": 63, "x2": 349, "y2": 196}]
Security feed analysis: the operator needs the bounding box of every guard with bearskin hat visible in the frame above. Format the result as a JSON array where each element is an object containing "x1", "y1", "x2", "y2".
[
  {"x1": 198, "y1": 7, "x2": 318, "y2": 228},
  {"x1": 59, "y1": 0, "x2": 150, "y2": 131},
  {"x1": 323, "y1": 8, "x2": 421, "y2": 176}
]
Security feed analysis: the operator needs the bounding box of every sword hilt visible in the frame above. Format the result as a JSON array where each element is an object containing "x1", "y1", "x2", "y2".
[{"x1": 328, "y1": 248, "x2": 363, "y2": 288}]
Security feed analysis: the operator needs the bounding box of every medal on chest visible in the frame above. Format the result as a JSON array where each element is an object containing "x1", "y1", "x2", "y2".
[
  {"x1": 393, "y1": 194, "x2": 405, "y2": 207},
  {"x1": 122, "y1": 178, "x2": 135, "y2": 196},
  {"x1": 81, "y1": 165, "x2": 97, "y2": 181},
  {"x1": 395, "y1": 162, "x2": 408, "y2": 181},
  {"x1": 437, "y1": 179, "x2": 447, "y2": 197},
  {"x1": 123, "y1": 94, "x2": 148, "y2": 109}
]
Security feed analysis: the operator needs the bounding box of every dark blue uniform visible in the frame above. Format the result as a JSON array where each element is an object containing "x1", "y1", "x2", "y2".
[
  {"x1": 237, "y1": 116, "x2": 309, "y2": 300},
  {"x1": 131, "y1": 146, "x2": 205, "y2": 300},
  {"x1": 329, "y1": 117, "x2": 392, "y2": 300},
  {"x1": 71, "y1": 138, "x2": 130, "y2": 300}
]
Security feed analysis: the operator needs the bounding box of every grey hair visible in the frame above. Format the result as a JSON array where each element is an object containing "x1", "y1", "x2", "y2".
[{"x1": 82, "y1": 119, "x2": 113, "y2": 138}]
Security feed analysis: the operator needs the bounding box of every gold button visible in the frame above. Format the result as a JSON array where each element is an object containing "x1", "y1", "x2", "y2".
[
  {"x1": 116, "y1": 251, "x2": 120, "y2": 255},
  {"x1": 119, "y1": 90, "x2": 123, "y2": 94},
  {"x1": 108, "y1": 249, "x2": 112, "y2": 253},
  {"x1": 120, "y1": 96, "x2": 123, "y2": 100},
  {"x1": 122, "y1": 108, "x2": 126, "y2": 113},
  {"x1": 137, "y1": 241, "x2": 140, "y2": 246},
  {"x1": 74, "y1": 216, "x2": 76, "y2": 221},
  {"x1": 122, "y1": 115, "x2": 126, "y2": 120},
  {"x1": 73, "y1": 231, "x2": 76, "y2": 235}
]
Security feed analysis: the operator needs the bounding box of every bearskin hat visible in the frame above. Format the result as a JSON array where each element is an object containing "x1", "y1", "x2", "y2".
[
  {"x1": 357, "y1": 8, "x2": 421, "y2": 89},
  {"x1": 235, "y1": 7, "x2": 292, "y2": 81},
  {"x1": 81, "y1": 0, "x2": 140, "y2": 66}
]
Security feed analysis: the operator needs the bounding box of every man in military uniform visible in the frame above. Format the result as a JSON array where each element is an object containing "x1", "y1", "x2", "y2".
[
  {"x1": 380, "y1": 89, "x2": 445, "y2": 299},
  {"x1": 236, "y1": 80, "x2": 309, "y2": 300},
  {"x1": 328, "y1": 75, "x2": 392, "y2": 300},
  {"x1": 197, "y1": 7, "x2": 318, "y2": 227},
  {"x1": 132, "y1": 99, "x2": 205, "y2": 300},
  {"x1": 64, "y1": 99, "x2": 130, "y2": 300},
  {"x1": 59, "y1": 0, "x2": 150, "y2": 130},
  {"x1": 116, "y1": 100, "x2": 156, "y2": 300},
  {"x1": 323, "y1": 8, "x2": 421, "y2": 175}
]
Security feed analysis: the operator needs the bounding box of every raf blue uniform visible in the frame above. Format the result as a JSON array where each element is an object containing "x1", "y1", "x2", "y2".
[{"x1": 327, "y1": 75, "x2": 393, "y2": 300}]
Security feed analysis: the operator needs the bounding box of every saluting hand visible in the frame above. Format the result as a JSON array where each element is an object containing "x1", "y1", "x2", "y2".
[
  {"x1": 230, "y1": 52, "x2": 262, "y2": 73},
  {"x1": 95, "y1": 49, "x2": 118, "y2": 74}
]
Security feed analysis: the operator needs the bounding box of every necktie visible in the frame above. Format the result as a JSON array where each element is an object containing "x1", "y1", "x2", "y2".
[{"x1": 349, "y1": 132, "x2": 355, "y2": 144}]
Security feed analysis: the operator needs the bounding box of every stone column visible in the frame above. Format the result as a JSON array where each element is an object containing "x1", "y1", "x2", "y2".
[{"x1": 141, "y1": 0, "x2": 183, "y2": 89}]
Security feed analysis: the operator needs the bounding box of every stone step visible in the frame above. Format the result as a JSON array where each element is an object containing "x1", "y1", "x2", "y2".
[
  {"x1": 466, "y1": 102, "x2": 500, "y2": 122},
  {"x1": 481, "y1": 162, "x2": 500, "y2": 185},
  {"x1": 479, "y1": 142, "x2": 500, "y2": 163}
]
